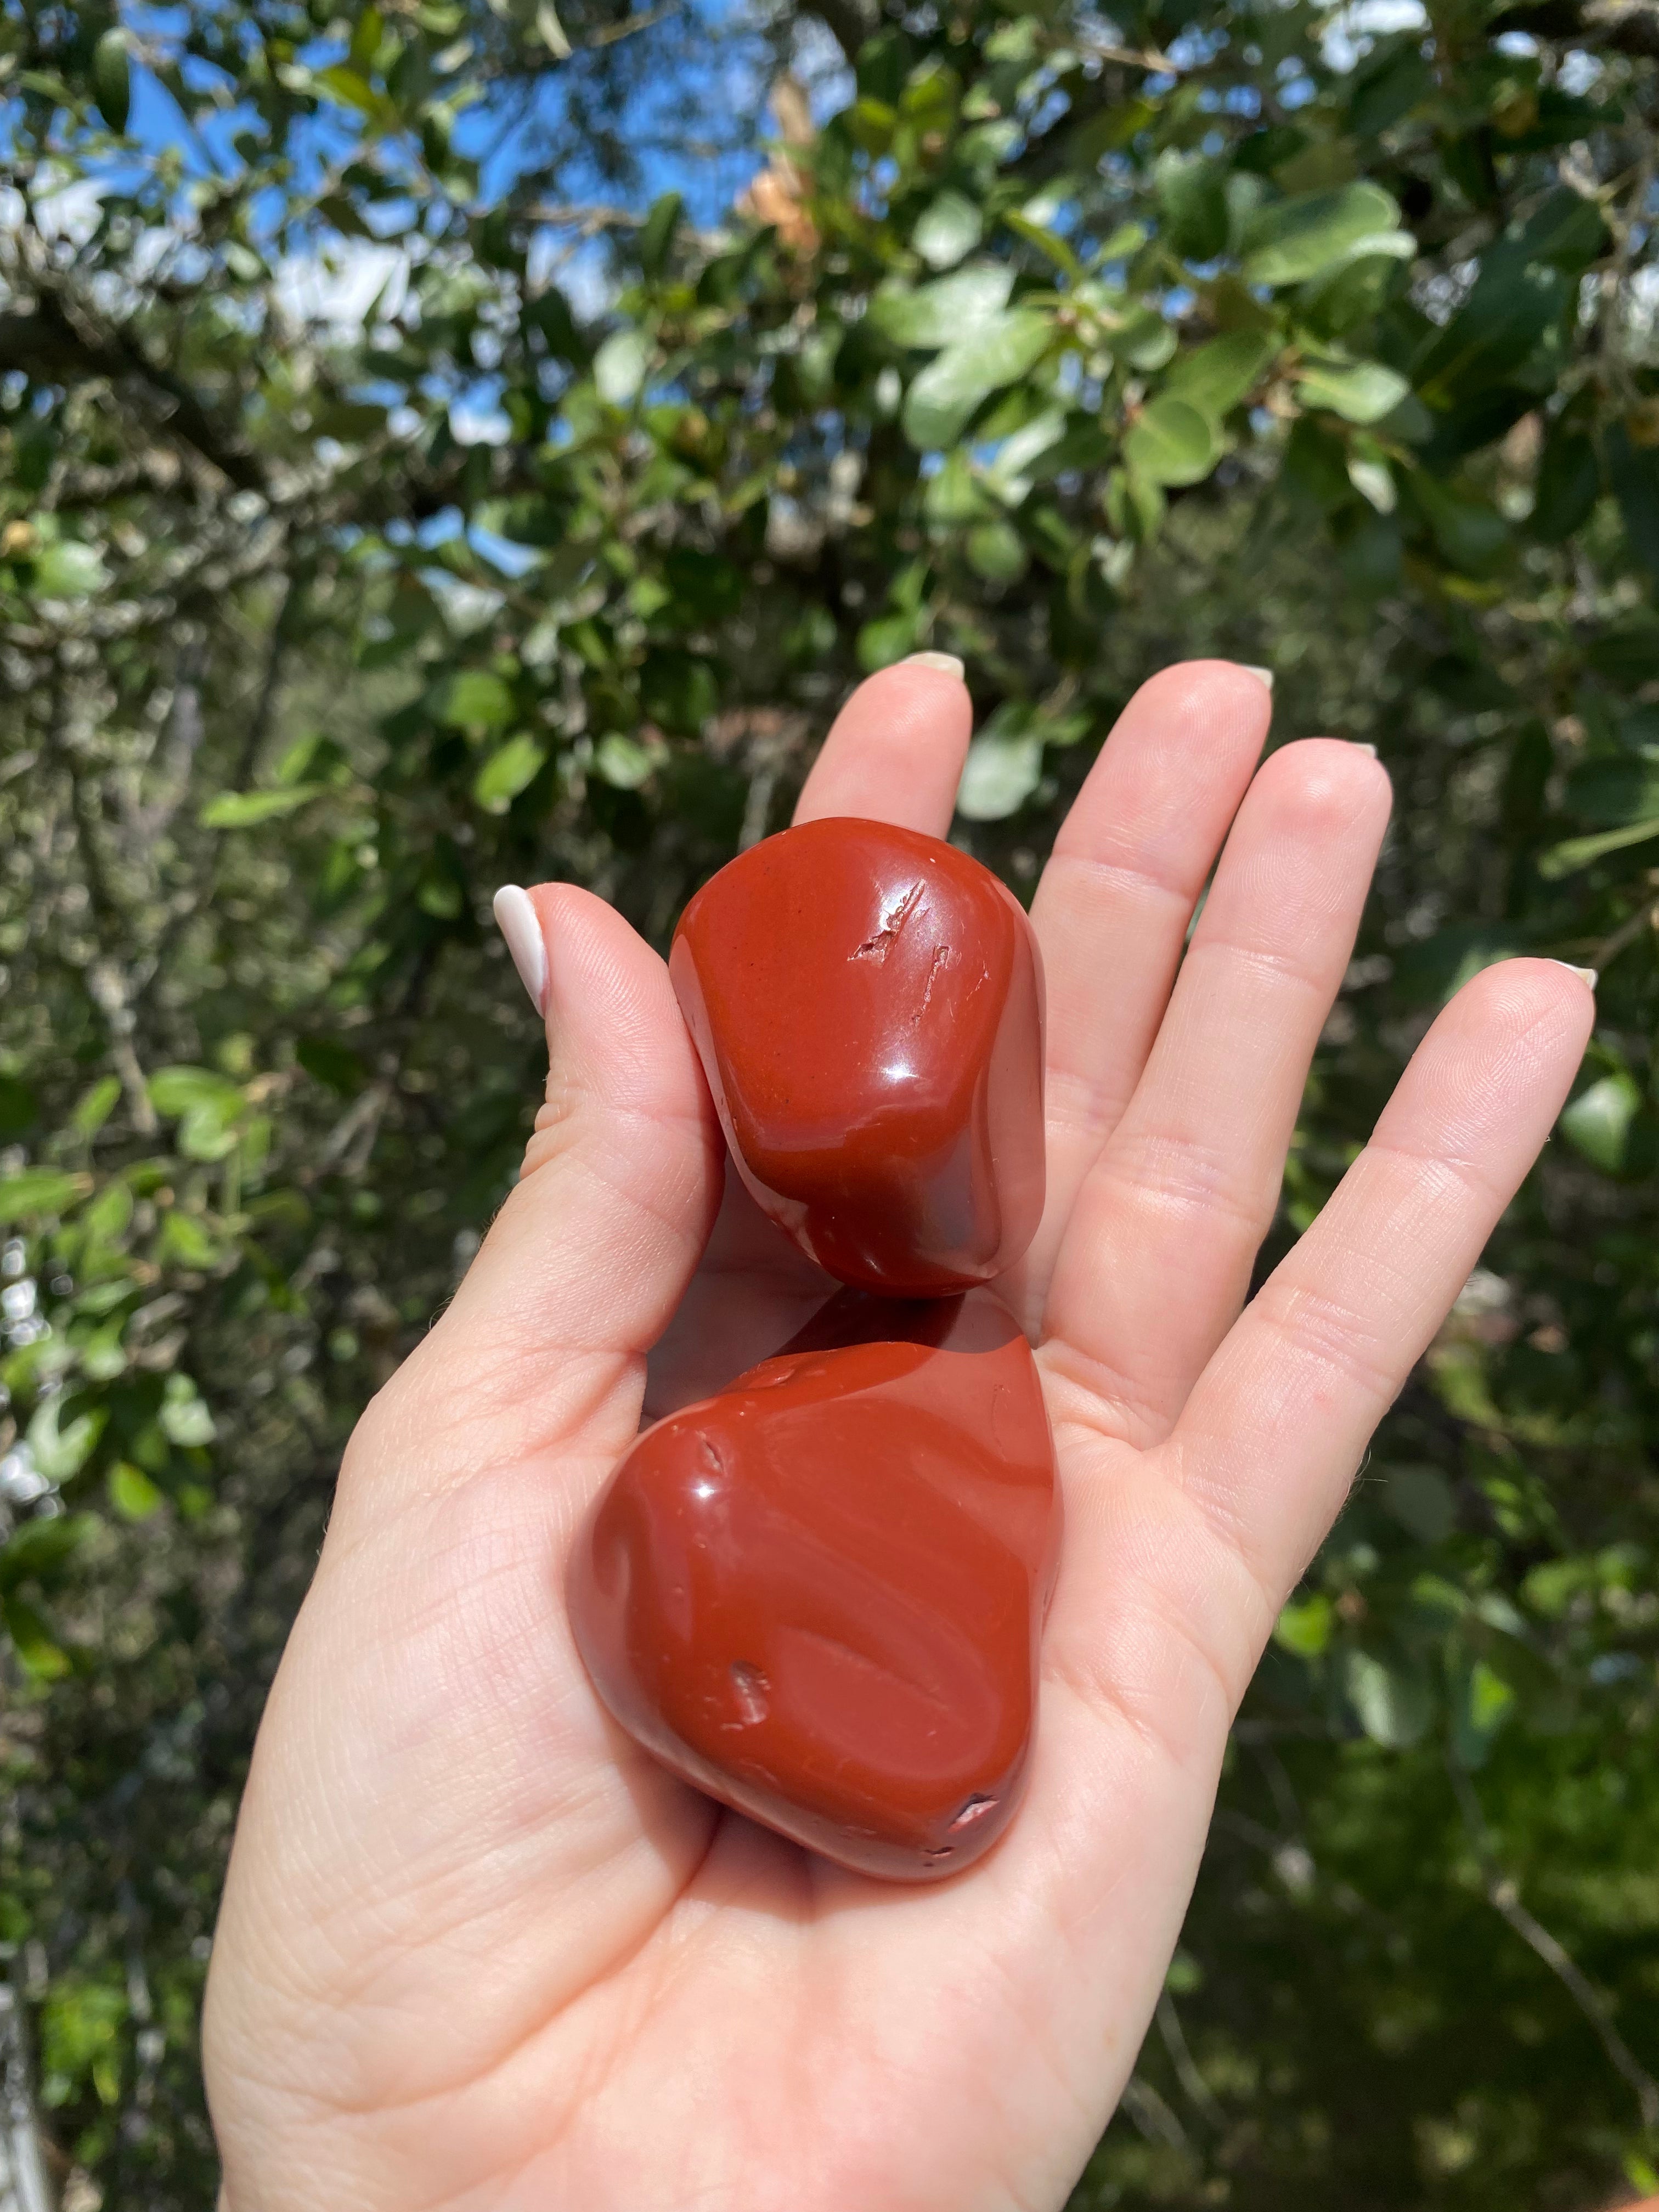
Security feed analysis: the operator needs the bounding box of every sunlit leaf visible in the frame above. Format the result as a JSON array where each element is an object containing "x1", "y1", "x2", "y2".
[
  {"x1": 0, "y1": 1169, "x2": 90, "y2": 1220},
  {"x1": 1243, "y1": 184, "x2": 1402, "y2": 287},
  {"x1": 913, "y1": 191, "x2": 983, "y2": 270},
  {"x1": 901, "y1": 310, "x2": 1053, "y2": 449},
  {"x1": 956, "y1": 729, "x2": 1043, "y2": 820},
  {"x1": 200, "y1": 786, "x2": 326, "y2": 828},
  {"x1": 472, "y1": 733, "x2": 547, "y2": 811},
  {"x1": 1124, "y1": 396, "x2": 1219, "y2": 487},
  {"x1": 1295, "y1": 358, "x2": 1410, "y2": 424},
  {"x1": 867, "y1": 264, "x2": 1016, "y2": 350},
  {"x1": 1559, "y1": 1073, "x2": 1641, "y2": 1172}
]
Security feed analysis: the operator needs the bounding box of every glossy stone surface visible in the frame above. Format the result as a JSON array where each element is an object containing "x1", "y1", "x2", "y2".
[
  {"x1": 568, "y1": 1289, "x2": 1060, "y2": 1880},
  {"x1": 670, "y1": 817, "x2": 1045, "y2": 1296}
]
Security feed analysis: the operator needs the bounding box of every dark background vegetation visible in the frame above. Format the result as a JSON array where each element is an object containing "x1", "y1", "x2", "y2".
[{"x1": 1, "y1": 0, "x2": 1657, "y2": 2199}]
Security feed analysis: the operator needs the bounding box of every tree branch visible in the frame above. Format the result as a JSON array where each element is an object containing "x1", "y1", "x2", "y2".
[
  {"x1": 805, "y1": 0, "x2": 878, "y2": 66},
  {"x1": 0, "y1": 287, "x2": 268, "y2": 496}
]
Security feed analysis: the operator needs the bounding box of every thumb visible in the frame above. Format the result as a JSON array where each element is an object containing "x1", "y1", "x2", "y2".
[{"x1": 374, "y1": 882, "x2": 723, "y2": 1495}]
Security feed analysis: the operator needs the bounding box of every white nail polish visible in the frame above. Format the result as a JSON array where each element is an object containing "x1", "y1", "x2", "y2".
[
  {"x1": 1239, "y1": 664, "x2": 1274, "y2": 692},
  {"x1": 1548, "y1": 961, "x2": 1598, "y2": 989},
  {"x1": 493, "y1": 885, "x2": 548, "y2": 1014},
  {"x1": 902, "y1": 651, "x2": 966, "y2": 678}
]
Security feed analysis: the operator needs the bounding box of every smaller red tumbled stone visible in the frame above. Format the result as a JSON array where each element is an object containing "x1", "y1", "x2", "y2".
[
  {"x1": 567, "y1": 1289, "x2": 1060, "y2": 1881},
  {"x1": 670, "y1": 817, "x2": 1046, "y2": 1296}
]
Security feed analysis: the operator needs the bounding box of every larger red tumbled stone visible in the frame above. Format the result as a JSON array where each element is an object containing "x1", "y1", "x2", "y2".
[
  {"x1": 670, "y1": 817, "x2": 1045, "y2": 1296},
  {"x1": 567, "y1": 1289, "x2": 1060, "y2": 1881}
]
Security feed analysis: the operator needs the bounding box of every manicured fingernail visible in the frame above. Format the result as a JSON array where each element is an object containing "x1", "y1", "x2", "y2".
[
  {"x1": 902, "y1": 651, "x2": 965, "y2": 678},
  {"x1": 493, "y1": 885, "x2": 548, "y2": 1014},
  {"x1": 1550, "y1": 961, "x2": 1598, "y2": 988},
  {"x1": 1239, "y1": 664, "x2": 1274, "y2": 692},
  {"x1": 1352, "y1": 742, "x2": 1379, "y2": 758}
]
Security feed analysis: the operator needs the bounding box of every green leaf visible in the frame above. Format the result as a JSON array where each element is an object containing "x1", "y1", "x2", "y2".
[
  {"x1": 31, "y1": 540, "x2": 106, "y2": 598},
  {"x1": 639, "y1": 191, "x2": 682, "y2": 276},
  {"x1": 855, "y1": 613, "x2": 919, "y2": 672},
  {"x1": 160, "y1": 1375, "x2": 216, "y2": 1448},
  {"x1": 1124, "y1": 396, "x2": 1220, "y2": 487},
  {"x1": 1347, "y1": 38, "x2": 1433, "y2": 137},
  {"x1": 1559, "y1": 1073, "x2": 1641, "y2": 1172},
  {"x1": 956, "y1": 727, "x2": 1043, "y2": 820},
  {"x1": 1383, "y1": 1465, "x2": 1457, "y2": 1544},
  {"x1": 1156, "y1": 151, "x2": 1228, "y2": 262},
  {"x1": 296, "y1": 1035, "x2": 366, "y2": 1095},
  {"x1": 92, "y1": 27, "x2": 131, "y2": 132},
  {"x1": 868, "y1": 264, "x2": 1016, "y2": 351},
  {"x1": 1344, "y1": 1647, "x2": 1434, "y2": 1748},
  {"x1": 178, "y1": 1103, "x2": 240, "y2": 1163},
  {"x1": 156, "y1": 1209, "x2": 219, "y2": 1270},
  {"x1": 1002, "y1": 210, "x2": 1083, "y2": 282},
  {"x1": 1565, "y1": 759, "x2": 1659, "y2": 828},
  {"x1": 1295, "y1": 358, "x2": 1410, "y2": 424},
  {"x1": 1452, "y1": 1657, "x2": 1516, "y2": 1769},
  {"x1": 1165, "y1": 330, "x2": 1278, "y2": 420},
  {"x1": 1243, "y1": 184, "x2": 1402, "y2": 287},
  {"x1": 913, "y1": 191, "x2": 983, "y2": 271},
  {"x1": 438, "y1": 670, "x2": 515, "y2": 730},
  {"x1": 1606, "y1": 423, "x2": 1659, "y2": 578},
  {"x1": 1403, "y1": 473, "x2": 1509, "y2": 575},
  {"x1": 1111, "y1": 307, "x2": 1177, "y2": 373},
  {"x1": 200, "y1": 785, "x2": 326, "y2": 828},
  {"x1": 4, "y1": 1595, "x2": 70, "y2": 1680},
  {"x1": 0, "y1": 1169, "x2": 89, "y2": 1220},
  {"x1": 1274, "y1": 1593, "x2": 1334, "y2": 1657},
  {"x1": 472, "y1": 733, "x2": 547, "y2": 811},
  {"x1": 901, "y1": 310, "x2": 1054, "y2": 450},
  {"x1": 108, "y1": 1462, "x2": 162, "y2": 1522},
  {"x1": 1537, "y1": 816, "x2": 1659, "y2": 879},
  {"x1": 349, "y1": 4, "x2": 385, "y2": 74},
  {"x1": 965, "y1": 520, "x2": 1029, "y2": 583},
  {"x1": 0, "y1": 1512, "x2": 95, "y2": 1591},
  {"x1": 593, "y1": 732, "x2": 658, "y2": 789},
  {"x1": 1531, "y1": 423, "x2": 1599, "y2": 543},
  {"x1": 26, "y1": 1398, "x2": 105, "y2": 1482},
  {"x1": 1294, "y1": 234, "x2": 1415, "y2": 340},
  {"x1": 148, "y1": 1066, "x2": 244, "y2": 1119},
  {"x1": 594, "y1": 328, "x2": 651, "y2": 405},
  {"x1": 1413, "y1": 257, "x2": 1569, "y2": 409},
  {"x1": 81, "y1": 1182, "x2": 133, "y2": 1242},
  {"x1": 70, "y1": 1076, "x2": 122, "y2": 1139},
  {"x1": 314, "y1": 64, "x2": 396, "y2": 123}
]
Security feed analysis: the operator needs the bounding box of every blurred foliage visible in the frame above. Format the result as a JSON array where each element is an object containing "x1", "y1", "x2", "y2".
[{"x1": 1, "y1": 0, "x2": 1657, "y2": 2199}]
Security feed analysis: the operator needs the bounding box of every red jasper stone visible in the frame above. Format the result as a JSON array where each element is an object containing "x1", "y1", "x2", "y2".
[
  {"x1": 670, "y1": 817, "x2": 1045, "y2": 1296},
  {"x1": 568, "y1": 1289, "x2": 1060, "y2": 1881}
]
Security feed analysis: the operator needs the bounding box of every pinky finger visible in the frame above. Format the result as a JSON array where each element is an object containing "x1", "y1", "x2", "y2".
[{"x1": 1165, "y1": 960, "x2": 1595, "y2": 1607}]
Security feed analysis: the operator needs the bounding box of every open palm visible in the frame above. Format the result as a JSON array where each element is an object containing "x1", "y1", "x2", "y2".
[{"x1": 204, "y1": 659, "x2": 1592, "y2": 2212}]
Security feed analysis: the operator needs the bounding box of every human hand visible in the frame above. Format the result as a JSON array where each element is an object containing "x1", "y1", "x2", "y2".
[{"x1": 203, "y1": 658, "x2": 1592, "y2": 2211}]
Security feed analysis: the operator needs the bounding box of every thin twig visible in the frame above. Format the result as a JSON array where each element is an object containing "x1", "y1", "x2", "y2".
[
  {"x1": 1449, "y1": 1759, "x2": 1659, "y2": 2130},
  {"x1": 583, "y1": 2, "x2": 679, "y2": 49},
  {"x1": 1077, "y1": 34, "x2": 1182, "y2": 71},
  {"x1": 1155, "y1": 1990, "x2": 1226, "y2": 2128},
  {"x1": 1119, "y1": 2072, "x2": 1190, "y2": 2151},
  {"x1": 1591, "y1": 892, "x2": 1659, "y2": 973}
]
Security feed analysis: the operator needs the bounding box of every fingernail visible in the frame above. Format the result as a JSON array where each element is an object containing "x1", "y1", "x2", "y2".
[
  {"x1": 1549, "y1": 961, "x2": 1598, "y2": 988},
  {"x1": 1239, "y1": 664, "x2": 1274, "y2": 692},
  {"x1": 493, "y1": 885, "x2": 548, "y2": 1014},
  {"x1": 902, "y1": 651, "x2": 966, "y2": 678},
  {"x1": 1352, "y1": 742, "x2": 1379, "y2": 758}
]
